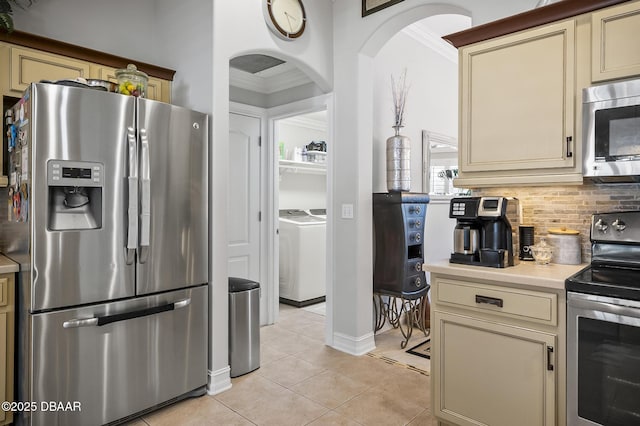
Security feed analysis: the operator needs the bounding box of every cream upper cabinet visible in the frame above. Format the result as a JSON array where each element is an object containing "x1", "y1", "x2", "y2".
[
  {"x1": 9, "y1": 46, "x2": 90, "y2": 95},
  {"x1": 456, "y1": 20, "x2": 578, "y2": 187},
  {"x1": 591, "y1": 0, "x2": 640, "y2": 82}
]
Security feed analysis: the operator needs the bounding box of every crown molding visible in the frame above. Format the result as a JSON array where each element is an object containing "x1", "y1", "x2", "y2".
[
  {"x1": 443, "y1": 0, "x2": 628, "y2": 48},
  {"x1": 229, "y1": 68, "x2": 266, "y2": 93},
  {"x1": 282, "y1": 115, "x2": 327, "y2": 132},
  {"x1": 266, "y1": 67, "x2": 312, "y2": 93},
  {"x1": 229, "y1": 65, "x2": 312, "y2": 94},
  {"x1": 402, "y1": 24, "x2": 458, "y2": 64}
]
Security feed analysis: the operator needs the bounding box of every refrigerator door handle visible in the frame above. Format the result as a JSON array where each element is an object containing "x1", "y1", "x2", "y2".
[
  {"x1": 126, "y1": 126, "x2": 138, "y2": 265},
  {"x1": 62, "y1": 298, "x2": 191, "y2": 328},
  {"x1": 139, "y1": 128, "x2": 151, "y2": 264}
]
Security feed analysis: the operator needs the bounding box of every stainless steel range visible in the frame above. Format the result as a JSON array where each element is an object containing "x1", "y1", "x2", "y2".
[{"x1": 566, "y1": 211, "x2": 640, "y2": 426}]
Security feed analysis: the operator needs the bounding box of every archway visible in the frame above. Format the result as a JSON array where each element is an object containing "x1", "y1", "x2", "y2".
[
  {"x1": 227, "y1": 52, "x2": 332, "y2": 332},
  {"x1": 367, "y1": 11, "x2": 471, "y2": 363},
  {"x1": 328, "y1": 3, "x2": 472, "y2": 356}
]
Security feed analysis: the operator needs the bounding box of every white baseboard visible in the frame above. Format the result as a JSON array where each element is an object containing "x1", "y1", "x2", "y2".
[
  {"x1": 207, "y1": 366, "x2": 232, "y2": 395},
  {"x1": 332, "y1": 331, "x2": 376, "y2": 356}
]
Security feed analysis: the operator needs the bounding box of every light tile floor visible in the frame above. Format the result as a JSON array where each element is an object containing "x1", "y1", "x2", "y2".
[{"x1": 127, "y1": 303, "x2": 434, "y2": 426}]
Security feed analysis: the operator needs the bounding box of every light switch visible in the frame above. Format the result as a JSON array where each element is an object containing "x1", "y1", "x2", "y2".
[{"x1": 341, "y1": 204, "x2": 354, "y2": 219}]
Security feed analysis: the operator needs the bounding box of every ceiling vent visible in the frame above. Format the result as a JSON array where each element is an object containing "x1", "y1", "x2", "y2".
[{"x1": 230, "y1": 54, "x2": 286, "y2": 74}]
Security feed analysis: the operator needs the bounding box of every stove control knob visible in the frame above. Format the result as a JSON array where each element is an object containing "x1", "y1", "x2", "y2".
[
  {"x1": 612, "y1": 219, "x2": 626, "y2": 232},
  {"x1": 595, "y1": 218, "x2": 608, "y2": 232},
  {"x1": 414, "y1": 277, "x2": 422, "y2": 287}
]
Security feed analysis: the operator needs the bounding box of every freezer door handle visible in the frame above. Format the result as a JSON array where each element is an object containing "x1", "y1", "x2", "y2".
[
  {"x1": 62, "y1": 318, "x2": 99, "y2": 328},
  {"x1": 126, "y1": 126, "x2": 139, "y2": 265},
  {"x1": 139, "y1": 128, "x2": 151, "y2": 264},
  {"x1": 62, "y1": 298, "x2": 191, "y2": 328}
]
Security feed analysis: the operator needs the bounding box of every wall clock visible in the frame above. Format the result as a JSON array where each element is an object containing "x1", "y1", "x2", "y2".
[{"x1": 263, "y1": 0, "x2": 307, "y2": 41}]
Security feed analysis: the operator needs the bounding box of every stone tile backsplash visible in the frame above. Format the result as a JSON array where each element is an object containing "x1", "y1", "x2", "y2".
[{"x1": 473, "y1": 183, "x2": 640, "y2": 262}]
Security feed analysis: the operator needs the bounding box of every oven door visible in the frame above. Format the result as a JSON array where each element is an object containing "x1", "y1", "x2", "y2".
[{"x1": 567, "y1": 291, "x2": 640, "y2": 426}]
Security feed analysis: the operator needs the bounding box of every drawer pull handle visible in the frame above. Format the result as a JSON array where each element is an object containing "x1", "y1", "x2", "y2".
[
  {"x1": 475, "y1": 295, "x2": 503, "y2": 308},
  {"x1": 547, "y1": 346, "x2": 554, "y2": 371}
]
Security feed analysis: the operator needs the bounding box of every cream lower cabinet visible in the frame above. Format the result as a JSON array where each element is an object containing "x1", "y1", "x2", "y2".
[
  {"x1": 591, "y1": 0, "x2": 640, "y2": 82},
  {"x1": 0, "y1": 274, "x2": 15, "y2": 426},
  {"x1": 455, "y1": 19, "x2": 580, "y2": 187},
  {"x1": 434, "y1": 312, "x2": 556, "y2": 426},
  {"x1": 431, "y1": 275, "x2": 565, "y2": 426}
]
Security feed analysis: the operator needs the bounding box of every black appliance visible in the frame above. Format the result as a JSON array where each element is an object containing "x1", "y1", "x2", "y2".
[
  {"x1": 373, "y1": 192, "x2": 429, "y2": 299},
  {"x1": 306, "y1": 140, "x2": 326, "y2": 152},
  {"x1": 449, "y1": 196, "x2": 520, "y2": 268},
  {"x1": 566, "y1": 211, "x2": 640, "y2": 426}
]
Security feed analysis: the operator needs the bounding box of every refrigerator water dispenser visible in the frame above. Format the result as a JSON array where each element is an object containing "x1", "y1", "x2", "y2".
[{"x1": 47, "y1": 160, "x2": 103, "y2": 230}]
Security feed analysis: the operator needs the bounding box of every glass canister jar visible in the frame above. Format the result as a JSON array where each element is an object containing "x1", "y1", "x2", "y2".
[
  {"x1": 530, "y1": 237, "x2": 554, "y2": 266},
  {"x1": 115, "y1": 64, "x2": 148, "y2": 98}
]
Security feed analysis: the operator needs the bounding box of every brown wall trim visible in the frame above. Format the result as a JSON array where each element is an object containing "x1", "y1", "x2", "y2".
[
  {"x1": 0, "y1": 30, "x2": 176, "y2": 81},
  {"x1": 443, "y1": 0, "x2": 632, "y2": 48}
]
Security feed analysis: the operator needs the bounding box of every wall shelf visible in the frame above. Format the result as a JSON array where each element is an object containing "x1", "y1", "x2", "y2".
[{"x1": 279, "y1": 159, "x2": 326, "y2": 175}]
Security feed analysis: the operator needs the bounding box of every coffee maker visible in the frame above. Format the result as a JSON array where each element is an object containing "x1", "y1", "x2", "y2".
[{"x1": 449, "y1": 197, "x2": 520, "y2": 268}]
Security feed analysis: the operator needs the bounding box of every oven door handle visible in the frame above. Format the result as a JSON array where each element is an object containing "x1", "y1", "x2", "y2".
[{"x1": 568, "y1": 292, "x2": 640, "y2": 319}]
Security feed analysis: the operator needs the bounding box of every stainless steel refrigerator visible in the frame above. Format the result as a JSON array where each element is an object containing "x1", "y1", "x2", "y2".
[{"x1": 2, "y1": 83, "x2": 209, "y2": 425}]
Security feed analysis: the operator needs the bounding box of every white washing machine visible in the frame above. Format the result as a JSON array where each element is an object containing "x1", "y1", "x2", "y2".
[{"x1": 279, "y1": 210, "x2": 326, "y2": 307}]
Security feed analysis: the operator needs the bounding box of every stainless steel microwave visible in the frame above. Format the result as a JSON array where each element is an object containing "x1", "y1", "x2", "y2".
[{"x1": 583, "y1": 78, "x2": 640, "y2": 182}]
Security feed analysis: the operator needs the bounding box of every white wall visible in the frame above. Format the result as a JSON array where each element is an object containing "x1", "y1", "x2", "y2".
[
  {"x1": 423, "y1": 199, "x2": 456, "y2": 277},
  {"x1": 12, "y1": 0, "x2": 213, "y2": 114},
  {"x1": 372, "y1": 31, "x2": 458, "y2": 193},
  {"x1": 231, "y1": 83, "x2": 326, "y2": 109},
  {"x1": 12, "y1": 0, "x2": 157, "y2": 64},
  {"x1": 372, "y1": 30, "x2": 459, "y2": 269},
  {"x1": 277, "y1": 120, "x2": 327, "y2": 210},
  {"x1": 279, "y1": 174, "x2": 327, "y2": 210},
  {"x1": 154, "y1": 0, "x2": 214, "y2": 114},
  {"x1": 277, "y1": 120, "x2": 326, "y2": 160}
]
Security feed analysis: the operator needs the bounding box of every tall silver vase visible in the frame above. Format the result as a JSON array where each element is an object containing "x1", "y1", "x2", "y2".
[{"x1": 386, "y1": 126, "x2": 411, "y2": 192}]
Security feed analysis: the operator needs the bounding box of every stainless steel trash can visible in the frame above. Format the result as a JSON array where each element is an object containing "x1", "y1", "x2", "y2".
[{"x1": 229, "y1": 277, "x2": 260, "y2": 377}]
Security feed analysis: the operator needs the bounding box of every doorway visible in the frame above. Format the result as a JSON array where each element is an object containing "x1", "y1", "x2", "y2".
[
  {"x1": 228, "y1": 53, "x2": 333, "y2": 332},
  {"x1": 274, "y1": 110, "x2": 329, "y2": 324}
]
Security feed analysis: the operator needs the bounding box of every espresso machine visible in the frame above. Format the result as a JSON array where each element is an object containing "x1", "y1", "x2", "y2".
[{"x1": 449, "y1": 197, "x2": 520, "y2": 268}]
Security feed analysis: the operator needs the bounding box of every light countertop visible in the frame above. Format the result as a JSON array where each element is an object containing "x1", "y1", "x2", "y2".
[
  {"x1": 0, "y1": 254, "x2": 19, "y2": 274},
  {"x1": 425, "y1": 259, "x2": 588, "y2": 291}
]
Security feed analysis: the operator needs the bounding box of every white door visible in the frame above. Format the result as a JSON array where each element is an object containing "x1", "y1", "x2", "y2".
[{"x1": 228, "y1": 113, "x2": 261, "y2": 282}]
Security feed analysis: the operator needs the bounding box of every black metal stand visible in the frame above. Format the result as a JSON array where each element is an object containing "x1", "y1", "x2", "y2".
[{"x1": 373, "y1": 292, "x2": 430, "y2": 349}]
